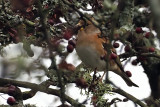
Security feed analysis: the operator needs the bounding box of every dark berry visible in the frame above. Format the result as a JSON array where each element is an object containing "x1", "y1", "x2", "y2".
[
  {"x1": 7, "y1": 97, "x2": 16, "y2": 105},
  {"x1": 145, "y1": 32, "x2": 150, "y2": 38},
  {"x1": 68, "y1": 40, "x2": 76, "y2": 47},
  {"x1": 136, "y1": 27, "x2": 143, "y2": 33},
  {"x1": 63, "y1": 29, "x2": 72, "y2": 40},
  {"x1": 126, "y1": 71, "x2": 132, "y2": 77},
  {"x1": 8, "y1": 85, "x2": 16, "y2": 96},
  {"x1": 76, "y1": 78, "x2": 88, "y2": 88},
  {"x1": 149, "y1": 47, "x2": 155, "y2": 52},
  {"x1": 67, "y1": 44, "x2": 74, "y2": 53},
  {"x1": 113, "y1": 42, "x2": 119, "y2": 48},
  {"x1": 110, "y1": 53, "x2": 117, "y2": 59},
  {"x1": 124, "y1": 45, "x2": 131, "y2": 52},
  {"x1": 131, "y1": 60, "x2": 138, "y2": 66}
]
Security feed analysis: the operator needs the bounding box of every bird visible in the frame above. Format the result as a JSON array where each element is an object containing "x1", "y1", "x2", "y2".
[{"x1": 75, "y1": 21, "x2": 138, "y2": 87}]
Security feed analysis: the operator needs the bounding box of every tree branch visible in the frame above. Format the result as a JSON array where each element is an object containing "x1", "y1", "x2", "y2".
[
  {"x1": 119, "y1": 52, "x2": 160, "y2": 59},
  {"x1": 112, "y1": 88, "x2": 148, "y2": 107},
  {"x1": 0, "y1": 78, "x2": 85, "y2": 107}
]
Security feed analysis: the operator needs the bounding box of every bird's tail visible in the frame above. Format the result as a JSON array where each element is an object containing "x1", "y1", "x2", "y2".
[
  {"x1": 110, "y1": 59, "x2": 139, "y2": 87},
  {"x1": 120, "y1": 72, "x2": 139, "y2": 87}
]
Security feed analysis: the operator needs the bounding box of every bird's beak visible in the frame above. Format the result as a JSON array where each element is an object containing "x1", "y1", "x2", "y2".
[{"x1": 75, "y1": 21, "x2": 84, "y2": 32}]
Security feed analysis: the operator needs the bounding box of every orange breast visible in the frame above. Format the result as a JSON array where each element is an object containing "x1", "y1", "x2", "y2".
[{"x1": 76, "y1": 33, "x2": 107, "y2": 70}]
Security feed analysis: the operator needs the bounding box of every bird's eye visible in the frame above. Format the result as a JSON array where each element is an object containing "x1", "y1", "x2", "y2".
[{"x1": 80, "y1": 27, "x2": 84, "y2": 31}]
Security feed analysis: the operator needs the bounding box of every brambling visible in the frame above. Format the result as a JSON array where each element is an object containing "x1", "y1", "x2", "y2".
[{"x1": 75, "y1": 22, "x2": 138, "y2": 87}]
